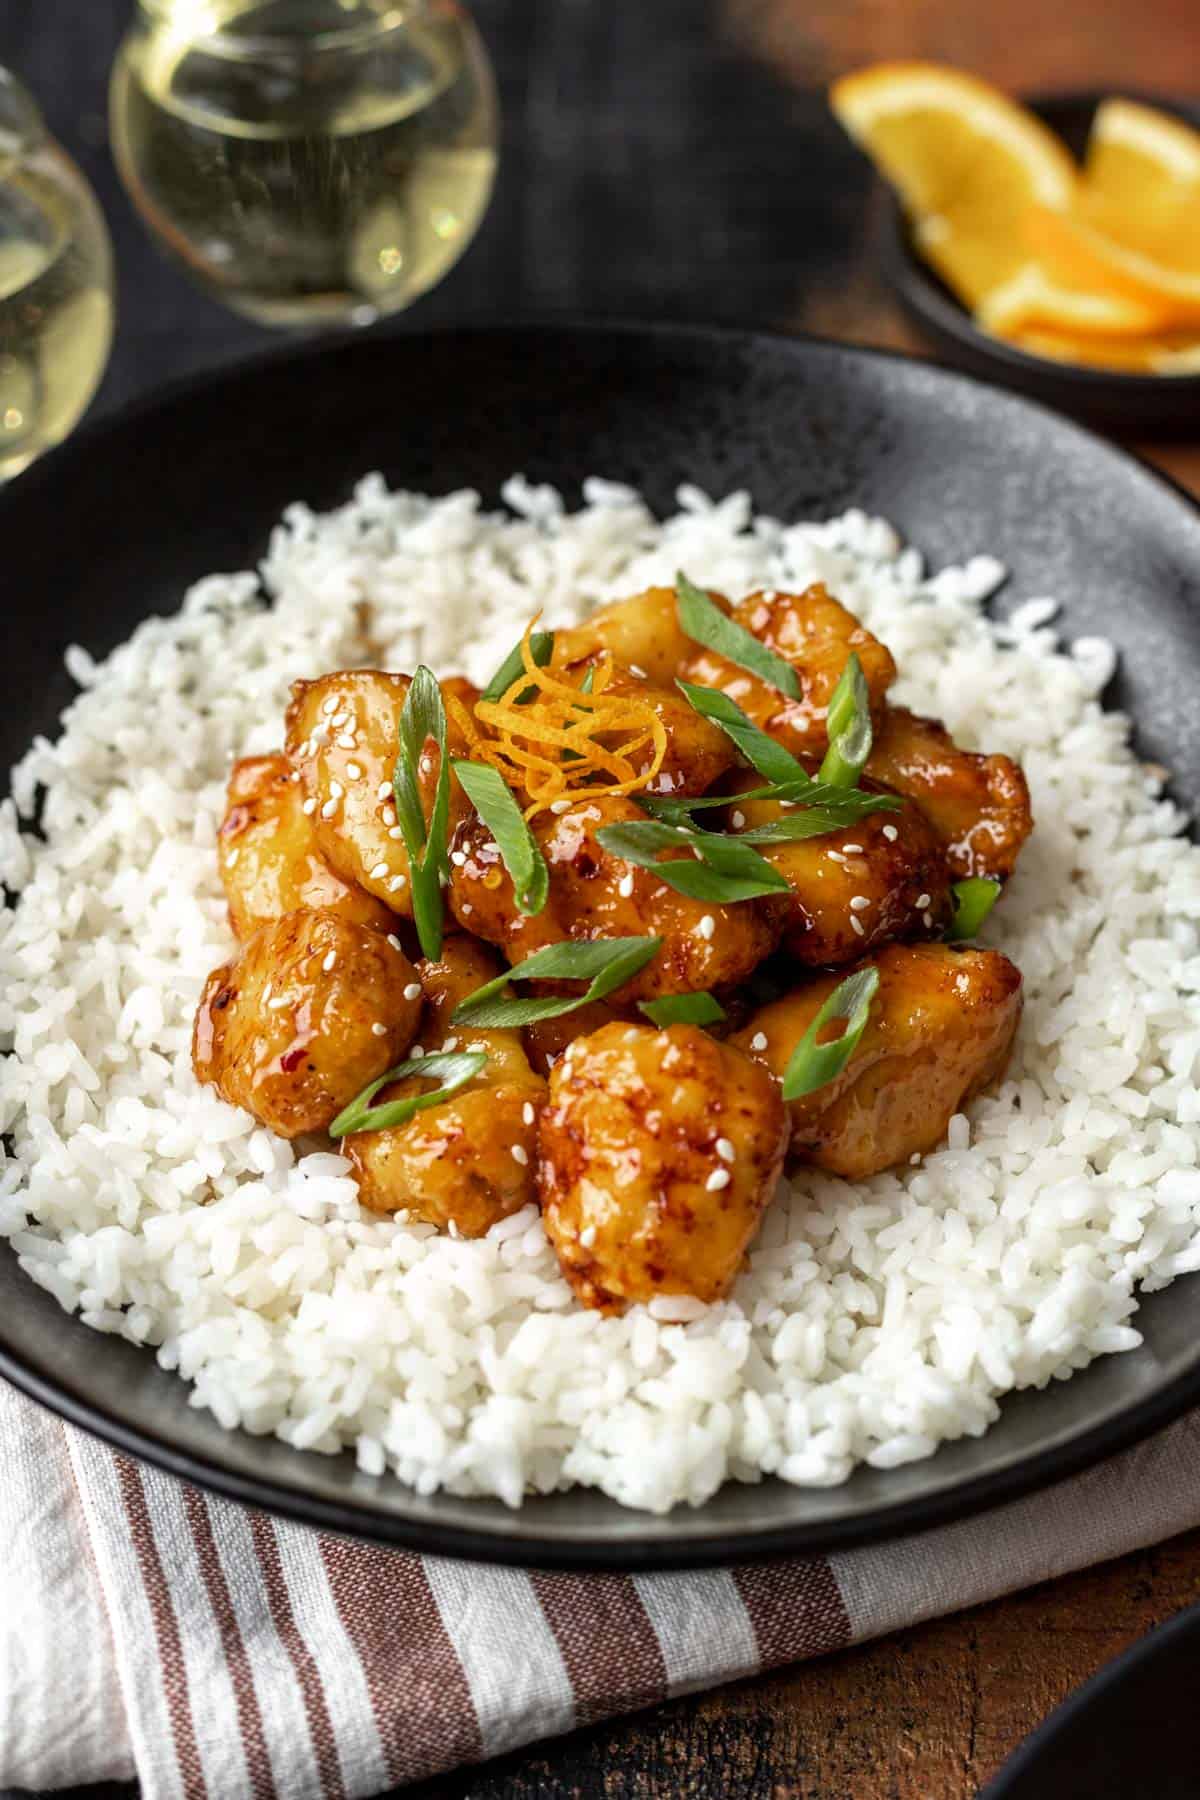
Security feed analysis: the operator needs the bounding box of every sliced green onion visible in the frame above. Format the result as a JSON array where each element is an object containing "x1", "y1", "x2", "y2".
[
  {"x1": 818, "y1": 653, "x2": 872, "y2": 789},
  {"x1": 330, "y1": 1050, "x2": 487, "y2": 1137},
  {"x1": 947, "y1": 877, "x2": 1001, "y2": 941},
  {"x1": 639, "y1": 780, "x2": 900, "y2": 840},
  {"x1": 638, "y1": 991, "x2": 727, "y2": 1027},
  {"x1": 451, "y1": 760, "x2": 548, "y2": 916},
  {"x1": 393, "y1": 667, "x2": 451, "y2": 961},
  {"x1": 676, "y1": 571, "x2": 800, "y2": 698},
  {"x1": 675, "y1": 681, "x2": 809, "y2": 785},
  {"x1": 737, "y1": 795, "x2": 902, "y2": 843},
  {"x1": 452, "y1": 936, "x2": 663, "y2": 1028},
  {"x1": 781, "y1": 964, "x2": 880, "y2": 1101},
  {"x1": 595, "y1": 818, "x2": 790, "y2": 903},
  {"x1": 480, "y1": 629, "x2": 555, "y2": 705}
]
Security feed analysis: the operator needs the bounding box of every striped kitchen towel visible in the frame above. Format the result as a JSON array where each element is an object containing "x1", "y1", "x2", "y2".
[{"x1": 4, "y1": 1376, "x2": 1200, "y2": 1799}]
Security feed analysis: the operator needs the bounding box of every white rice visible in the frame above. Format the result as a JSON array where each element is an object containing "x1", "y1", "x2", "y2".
[{"x1": 2, "y1": 473, "x2": 1199, "y2": 1514}]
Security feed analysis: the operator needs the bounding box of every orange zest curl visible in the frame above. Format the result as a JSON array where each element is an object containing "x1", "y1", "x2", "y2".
[{"x1": 470, "y1": 620, "x2": 667, "y2": 816}]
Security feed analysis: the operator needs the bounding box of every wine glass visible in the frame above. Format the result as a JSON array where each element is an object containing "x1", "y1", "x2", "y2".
[
  {"x1": 0, "y1": 68, "x2": 115, "y2": 480},
  {"x1": 109, "y1": 0, "x2": 499, "y2": 329}
]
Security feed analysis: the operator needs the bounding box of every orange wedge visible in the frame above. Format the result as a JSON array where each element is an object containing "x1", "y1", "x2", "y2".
[
  {"x1": 978, "y1": 262, "x2": 1173, "y2": 339},
  {"x1": 1008, "y1": 326, "x2": 1200, "y2": 375},
  {"x1": 1028, "y1": 99, "x2": 1200, "y2": 324},
  {"x1": 830, "y1": 62, "x2": 1076, "y2": 308}
]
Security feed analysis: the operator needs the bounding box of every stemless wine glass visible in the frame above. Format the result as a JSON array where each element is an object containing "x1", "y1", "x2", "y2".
[
  {"x1": 0, "y1": 69, "x2": 115, "y2": 480},
  {"x1": 109, "y1": 0, "x2": 499, "y2": 328}
]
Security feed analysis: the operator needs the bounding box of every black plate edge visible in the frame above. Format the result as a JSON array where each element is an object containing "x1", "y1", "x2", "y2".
[
  {"x1": 981, "y1": 1599, "x2": 1200, "y2": 1798},
  {"x1": 0, "y1": 320, "x2": 1198, "y2": 1569}
]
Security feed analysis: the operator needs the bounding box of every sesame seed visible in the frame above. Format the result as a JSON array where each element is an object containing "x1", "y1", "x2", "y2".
[
  {"x1": 629, "y1": 663, "x2": 648, "y2": 678},
  {"x1": 328, "y1": 780, "x2": 343, "y2": 800},
  {"x1": 882, "y1": 824, "x2": 899, "y2": 842},
  {"x1": 550, "y1": 798, "x2": 572, "y2": 814},
  {"x1": 371, "y1": 1021, "x2": 387, "y2": 1037},
  {"x1": 418, "y1": 754, "x2": 433, "y2": 776},
  {"x1": 850, "y1": 915, "x2": 865, "y2": 936},
  {"x1": 923, "y1": 910, "x2": 933, "y2": 928},
  {"x1": 706, "y1": 1168, "x2": 731, "y2": 1191},
  {"x1": 330, "y1": 710, "x2": 349, "y2": 727},
  {"x1": 388, "y1": 826, "x2": 405, "y2": 840},
  {"x1": 337, "y1": 733, "x2": 356, "y2": 751},
  {"x1": 322, "y1": 950, "x2": 336, "y2": 972},
  {"x1": 226, "y1": 848, "x2": 240, "y2": 867},
  {"x1": 716, "y1": 1137, "x2": 736, "y2": 1163},
  {"x1": 522, "y1": 1101, "x2": 535, "y2": 1125},
  {"x1": 698, "y1": 914, "x2": 715, "y2": 940},
  {"x1": 730, "y1": 809, "x2": 746, "y2": 829},
  {"x1": 345, "y1": 761, "x2": 362, "y2": 779},
  {"x1": 381, "y1": 804, "x2": 397, "y2": 826},
  {"x1": 302, "y1": 797, "x2": 317, "y2": 816},
  {"x1": 369, "y1": 860, "x2": 390, "y2": 880},
  {"x1": 321, "y1": 695, "x2": 338, "y2": 715},
  {"x1": 618, "y1": 873, "x2": 634, "y2": 898},
  {"x1": 580, "y1": 1224, "x2": 597, "y2": 1248},
  {"x1": 511, "y1": 1144, "x2": 529, "y2": 1166},
  {"x1": 411, "y1": 1045, "x2": 425, "y2": 1058},
  {"x1": 377, "y1": 781, "x2": 392, "y2": 801},
  {"x1": 389, "y1": 875, "x2": 408, "y2": 892},
  {"x1": 262, "y1": 983, "x2": 273, "y2": 1004},
  {"x1": 460, "y1": 901, "x2": 472, "y2": 913},
  {"x1": 916, "y1": 892, "x2": 931, "y2": 910},
  {"x1": 268, "y1": 995, "x2": 288, "y2": 1010},
  {"x1": 442, "y1": 1036, "x2": 458, "y2": 1052},
  {"x1": 750, "y1": 1031, "x2": 768, "y2": 1052},
  {"x1": 320, "y1": 798, "x2": 338, "y2": 819},
  {"x1": 849, "y1": 895, "x2": 870, "y2": 912},
  {"x1": 842, "y1": 842, "x2": 863, "y2": 855},
  {"x1": 403, "y1": 981, "x2": 422, "y2": 999},
  {"x1": 450, "y1": 849, "x2": 467, "y2": 867},
  {"x1": 827, "y1": 849, "x2": 846, "y2": 864}
]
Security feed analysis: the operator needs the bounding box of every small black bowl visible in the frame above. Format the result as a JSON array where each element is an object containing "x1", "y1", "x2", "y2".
[{"x1": 881, "y1": 91, "x2": 1200, "y2": 436}]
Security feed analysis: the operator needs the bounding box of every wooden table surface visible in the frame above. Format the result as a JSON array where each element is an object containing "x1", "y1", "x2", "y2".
[{"x1": 3, "y1": 2, "x2": 1198, "y2": 1796}]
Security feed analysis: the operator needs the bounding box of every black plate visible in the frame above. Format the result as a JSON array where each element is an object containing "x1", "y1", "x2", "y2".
[
  {"x1": 881, "y1": 92, "x2": 1200, "y2": 436},
  {"x1": 2, "y1": 324, "x2": 1199, "y2": 1568},
  {"x1": 984, "y1": 1601, "x2": 1200, "y2": 1799}
]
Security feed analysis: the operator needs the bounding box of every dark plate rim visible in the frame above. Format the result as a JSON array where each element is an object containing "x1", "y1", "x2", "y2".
[
  {"x1": 981, "y1": 1599, "x2": 1200, "y2": 1797},
  {"x1": 2, "y1": 319, "x2": 1199, "y2": 1569},
  {"x1": 880, "y1": 87, "x2": 1200, "y2": 397}
]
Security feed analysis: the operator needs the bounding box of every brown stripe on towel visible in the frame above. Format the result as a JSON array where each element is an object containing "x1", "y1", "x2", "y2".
[
  {"x1": 115, "y1": 1456, "x2": 209, "y2": 1800},
  {"x1": 249, "y1": 1513, "x2": 346, "y2": 1800},
  {"x1": 318, "y1": 1539, "x2": 483, "y2": 1786},
  {"x1": 733, "y1": 1556, "x2": 852, "y2": 1666},
  {"x1": 532, "y1": 1572, "x2": 669, "y2": 1729},
  {"x1": 182, "y1": 1487, "x2": 278, "y2": 1800}
]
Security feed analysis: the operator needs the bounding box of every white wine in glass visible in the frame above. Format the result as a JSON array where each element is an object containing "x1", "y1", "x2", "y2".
[
  {"x1": 0, "y1": 70, "x2": 115, "y2": 480},
  {"x1": 110, "y1": 0, "x2": 499, "y2": 328}
]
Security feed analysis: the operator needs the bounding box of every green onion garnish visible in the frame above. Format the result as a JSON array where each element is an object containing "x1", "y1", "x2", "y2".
[
  {"x1": 451, "y1": 936, "x2": 663, "y2": 1028},
  {"x1": 781, "y1": 964, "x2": 880, "y2": 1101},
  {"x1": 676, "y1": 571, "x2": 800, "y2": 699},
  {"x1": 638, "y1": 991, "x2": 727, "y2": 1028},
  {"x1": 595, "y1": 818, "x2": 790, "y2": 903},
  {"x1": 330, "y1": 1049, "x2": 487, "y2": 1138},
  {"x1": 947, "y1": 877, "x2": 1001, "y2": 941},
  {"x1": 818, "y1": 653, "x2": 872, "y2": 789},
  {"x1": 452, "y1": 760, "x2": 549, "y2": 916},
  {"x1": 393, "y1": 667, "x2": 452, "y2": 961},
  {"x1": 675, "y1": 681, "x2": 809, "y2": 785},
  {"x1": 480, "y1": 629, "x2": 555, "y2": 705}
]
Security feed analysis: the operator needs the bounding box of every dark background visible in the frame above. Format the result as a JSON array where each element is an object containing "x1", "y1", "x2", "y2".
[{"x1": 0, "y1": 1, "x2": 872, "y2": 422}]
